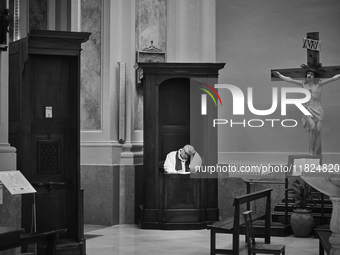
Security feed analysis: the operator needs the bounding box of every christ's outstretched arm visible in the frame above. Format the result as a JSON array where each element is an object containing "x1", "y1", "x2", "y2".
[
  {"x1": 272, "y1": 71, "x2": 304, "y2": 86},
  {"x1": 320, "y1": 74, "x2": 340, "y2": 86}
]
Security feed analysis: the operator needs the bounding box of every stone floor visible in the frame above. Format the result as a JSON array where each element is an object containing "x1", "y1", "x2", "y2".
[{"x1": 84, "y1": 224, "x2": 320, "y2": 255}]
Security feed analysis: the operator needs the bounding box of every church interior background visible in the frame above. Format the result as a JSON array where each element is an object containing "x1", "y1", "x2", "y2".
[{"x1": 0, "y1": 0, "x2": 340, "y2": 254}]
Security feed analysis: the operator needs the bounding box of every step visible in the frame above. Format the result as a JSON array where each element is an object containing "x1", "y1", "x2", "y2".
[
  {"x1": 253, "y1": 222, "x2": 292, "y2": 237},
  {"x1": 281, "y1": 201, "x2": 332, "y2": 206},
  {"x1": 274, "y1": 204, "x2": 333, "y2": 214},
  {"x1": 271, "y1": 211, "x2": 331, "y2": 226},
  {"x1": 280, "y1": 198, "x2": 332, "y2": 205},
  {"x1": 281, "y1": 197, "x2": 332, "y2": 202},
  {"x1": 239, "y1": 221, "x2": 292, "y2": 237}
]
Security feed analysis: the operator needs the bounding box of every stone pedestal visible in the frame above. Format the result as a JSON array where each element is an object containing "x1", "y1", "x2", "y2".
[
  {"x1": 329, "y1": 197, "x2": 340, "y2": 255},
  {"x1": 302, "y1": 177, "x2": 340, "y2": 255}
]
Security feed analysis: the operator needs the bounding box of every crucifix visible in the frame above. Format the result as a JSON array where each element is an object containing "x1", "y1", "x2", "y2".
[{"x1": 271, "y1": 32, "x2": 340, "y2": 155}]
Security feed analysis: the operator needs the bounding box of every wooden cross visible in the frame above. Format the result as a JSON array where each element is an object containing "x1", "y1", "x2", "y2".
[
  {"x1": 271, "y1": 32, "x2": 340, "y2": 80},
  {"x1": 271, "y1": 32, "x2": 340, "y2": 155}
]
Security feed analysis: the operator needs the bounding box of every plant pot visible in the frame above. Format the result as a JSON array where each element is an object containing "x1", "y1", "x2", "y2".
[{"x1": 290, "y1": 209, "x2": 314, "y2": 237}]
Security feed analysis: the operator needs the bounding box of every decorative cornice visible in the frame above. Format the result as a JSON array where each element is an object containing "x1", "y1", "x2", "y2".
[{"x1": 140, "y1": 40, "x2": 163, "y2": 53}]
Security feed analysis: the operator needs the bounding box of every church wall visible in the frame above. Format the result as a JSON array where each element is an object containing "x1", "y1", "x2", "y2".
[
  {"x1": 82, "y1": 165, "x2": 119, "y2": 226},
  {"x1": 134, "y1": 0, "x2": 167, "y2": 131},
  {"x1": 166, "y1": 0, "x2": 216, "y2": 62},
  {"x1": 80, "y1": 0, "x2": 102, "y2": 130},
  {"x1": 29, "y1": 0, "x2": 47, "y2": 31},
  {"x1": 80, "y1": 0, "x2": 144, "y2": 225},
  {"x1": 81, "y1": 164, "x2": 143, "y2": 225},
  {"x1": 136, "y1": 0, "x2": 166, "y2": 52},
  {"x1": 216, "y1": 0, "x2": 340, "y2": 219}
]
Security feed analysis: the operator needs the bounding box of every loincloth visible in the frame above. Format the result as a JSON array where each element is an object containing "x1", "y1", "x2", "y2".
[{"x1": 301, "y1": 100, "x2": 324, "y2": 132}]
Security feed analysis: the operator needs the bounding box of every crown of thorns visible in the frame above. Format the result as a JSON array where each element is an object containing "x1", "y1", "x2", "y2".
[{"x1": 300, "y1": 63, "x2": 327, "y2": 74}]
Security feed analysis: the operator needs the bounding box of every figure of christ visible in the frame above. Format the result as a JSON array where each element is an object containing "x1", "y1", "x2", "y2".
[{"x1": 273, "y1": 70, "x2": 340, "y2": 155}]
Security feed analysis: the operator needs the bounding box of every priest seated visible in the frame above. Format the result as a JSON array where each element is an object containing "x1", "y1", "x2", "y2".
[{"x1": 163, "y1": 144, "x2": 202, "y2": 174}]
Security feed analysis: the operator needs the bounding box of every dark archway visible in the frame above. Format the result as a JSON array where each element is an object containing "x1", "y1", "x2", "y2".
[{"x1": 159, "y1": 78, "x2": 190, "y2": 161}]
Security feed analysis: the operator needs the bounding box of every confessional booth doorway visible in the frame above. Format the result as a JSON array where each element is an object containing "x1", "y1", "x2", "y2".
[
  {"x1": 159, "y1": 78, "x2": 190, "y2": 161},
  {"x1": 135, "y1": 62, "x2": 224, "y2": 230}
]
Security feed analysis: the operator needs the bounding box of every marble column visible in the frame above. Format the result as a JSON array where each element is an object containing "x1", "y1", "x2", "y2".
[
  {"x1": 136, "y1": 0, "x2": 167, "y2": 52},
  {"x1": 28, "y1": 0, "x2": 48, "y2": 30},
  {"x1": 133, "y1": 0, "x2": 167, "y2": 142},
  {"x1": 0, "y1": 53, "x2": 16, "y2": 172},
  {"x1": 0, "y1": 2, "x2": 21, "y2": 254},
  {"x1": 167, "y1": 0, "x2": 216, "y2": 62},
  {"x1": 19, "y1": 0, "x2": 29, "y2": 38}
]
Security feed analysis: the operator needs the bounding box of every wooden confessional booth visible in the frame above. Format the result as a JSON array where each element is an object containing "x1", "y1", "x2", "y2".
[
  {"x1": 136, "y1": 62, "x2": 225, "y2": 230},
  {"x1": 9, "y1": 30, "x2": 90, "y2": 254}
]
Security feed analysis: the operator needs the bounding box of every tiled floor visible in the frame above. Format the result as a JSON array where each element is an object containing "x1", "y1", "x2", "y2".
[{"x1": 84, "y1": 224, "x2": 319, "y2": 255}]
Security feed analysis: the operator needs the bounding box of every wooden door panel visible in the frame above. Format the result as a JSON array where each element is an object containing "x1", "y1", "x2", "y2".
[
  {"x1": 32, "y1": 56, "x2": 70, "y2": 121},
  {"x1": 9, "y1": 48, "x2": 20, "y2": 123},
  {"x1": 21, "y1": 55, "x2": 77, "y2": 238},
  {"x1": 35, "y1": 193, "x2": 68, "y2": 231},
  {"x1": 167, "y1": 178, "x2": 196, "y2": 208},
  {"x1": 159, "y1": 78, "x2": 190, "y2": 126}
]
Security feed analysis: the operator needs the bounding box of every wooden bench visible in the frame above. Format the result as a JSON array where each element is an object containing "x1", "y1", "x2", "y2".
[
  {"x1": 21, "y1": 228, "x2": 67, "y2": 255},
  {"x1": 0, "y1": 227, "x2": 66, "y2": 255},
  {"x1": 207, "y1": 188, "x2": 273, "y2": 255}
]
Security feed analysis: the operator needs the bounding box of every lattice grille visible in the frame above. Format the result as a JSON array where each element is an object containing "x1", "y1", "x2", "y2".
[{"x1": 38, "y1": 141, "x2": 60, "y2": 174}]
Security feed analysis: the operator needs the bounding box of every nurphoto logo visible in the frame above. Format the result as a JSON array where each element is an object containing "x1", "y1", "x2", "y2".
[
  {"x1": 196, "y1": 81, "x2": 222, "y2": 115},
  {"x1": 198, "y1": 82, "x2": 312, "y2": 128}
]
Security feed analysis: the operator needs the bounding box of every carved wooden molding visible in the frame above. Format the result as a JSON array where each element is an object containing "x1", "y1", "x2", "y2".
[
  {"x1": 14, "y1": 0, "x2": 19, "y2": 41},
  {"x1": 119, "y1": 62, "x2": 126, "y2": 144},
  {"x1": 136, "y1": 40, "x2": 166, "y2": 63}
]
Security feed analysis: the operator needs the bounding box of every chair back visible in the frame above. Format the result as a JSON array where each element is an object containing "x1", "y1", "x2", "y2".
[
  {"x1": 243, "y1": 210, "x2": 286, "y2": 255},
  {"x1": 243, "y1": 210, "x2": 256, "y2": 255}
]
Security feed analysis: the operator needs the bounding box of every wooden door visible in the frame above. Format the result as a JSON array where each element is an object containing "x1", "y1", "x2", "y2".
[{"x1": 9, "y1": 53, "x2": 81, "y2": 242}]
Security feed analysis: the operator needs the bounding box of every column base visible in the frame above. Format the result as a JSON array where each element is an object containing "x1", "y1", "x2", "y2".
[{"x1": 0, "y1": 144, "x2": 17, "y2": 170}]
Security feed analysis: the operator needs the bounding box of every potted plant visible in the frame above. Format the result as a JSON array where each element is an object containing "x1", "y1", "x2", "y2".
[{"x1": 288, "y1": 179, "x2": 318, "y2": 237}]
